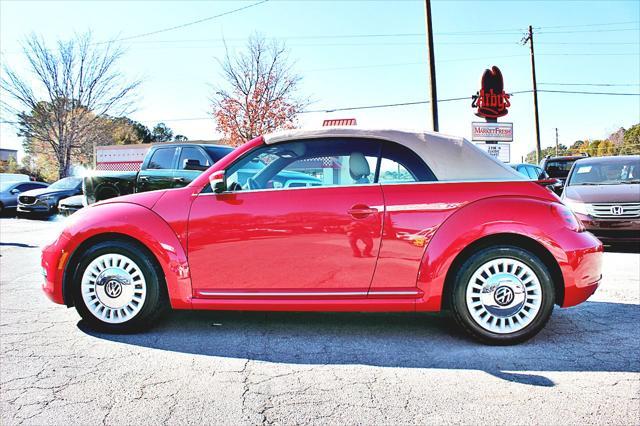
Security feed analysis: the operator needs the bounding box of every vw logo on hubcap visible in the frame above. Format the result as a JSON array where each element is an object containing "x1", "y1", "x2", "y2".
[
  {"x1": 494, "y1": 286, "x2": 515, "y2": 306},
  {"x1": 105, "y1": 280, "x2": 123, "y2": 298}
]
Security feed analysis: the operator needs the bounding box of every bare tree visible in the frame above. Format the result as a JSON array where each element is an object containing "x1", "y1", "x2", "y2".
[
  {"x1": 212, "y1": 35, "x2": 308, "y2": 146},
  {"x1": 1, "y1": 32, "x2": 140, "y2": 178}
]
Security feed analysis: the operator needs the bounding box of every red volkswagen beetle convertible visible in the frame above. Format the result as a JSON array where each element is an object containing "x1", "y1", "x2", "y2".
[{"x1": 42, "y1": 129, "x2": 603, "y2": 344}]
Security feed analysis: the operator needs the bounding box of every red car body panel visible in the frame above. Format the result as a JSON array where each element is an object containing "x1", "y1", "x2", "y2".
[{"x1": 41, "y1": 134, "x2": 604, "y2": 315}]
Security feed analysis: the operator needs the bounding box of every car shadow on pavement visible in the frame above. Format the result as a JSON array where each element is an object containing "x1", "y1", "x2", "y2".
[
  {"x1": 0, "y1": 242, "x2": 39, "y2": 248},
  {"x1": 80, "y1": 300, "x2": 639, "y2": 387}
]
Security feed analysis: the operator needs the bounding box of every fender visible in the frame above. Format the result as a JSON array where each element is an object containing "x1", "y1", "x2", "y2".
[
  {"x1": 60, "y1": 202, "x2": 192, "y2": 309},
  {"x1": 416, "y1": 196, "x2": 573, "y2": 311}
]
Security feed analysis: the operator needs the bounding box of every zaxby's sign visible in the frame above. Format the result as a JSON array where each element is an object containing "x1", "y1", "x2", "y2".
[
  {"x1": 471, "y1": 66, "x2": 513, "y2": 162},
  {"x1": 471, "y1": 66, "x2": 511, "y2": 119}
]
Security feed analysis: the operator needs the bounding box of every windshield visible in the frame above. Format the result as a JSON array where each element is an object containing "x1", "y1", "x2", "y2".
[
  {"x1": 544, "y1": 160, "x2": 577, "y2": 178},
  {"x1": 567, "y1": 158, "x2": 640, "y2": 186},
  {"x1": 49, "y1": 177, "x2": 82, "y2": 190},
  {"x1": 0, "y1": 182, "x2": 16, "y2": 192}
]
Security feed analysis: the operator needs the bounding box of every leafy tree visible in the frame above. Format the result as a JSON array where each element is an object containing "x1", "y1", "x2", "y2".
[
  {"x1": 620, "y1": 124, "x2": 640, "y2": 155},
  {"x1": 151, "y1": 122, "x2": 174, "y2": 142},
  {"x1": 212, "y1": 34, "x2": 309, "y2": 146},
  {"x1": 1, "y1": 32, "x2": 140, "y2": 179},
  {"x1": 174, "y1": 134, "x2": 189, "y2": 141}
]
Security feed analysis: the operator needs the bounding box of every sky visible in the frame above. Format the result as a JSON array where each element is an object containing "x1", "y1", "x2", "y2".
[{"x1": 1, "y1": 0, "x2": 639, "y2": 163}]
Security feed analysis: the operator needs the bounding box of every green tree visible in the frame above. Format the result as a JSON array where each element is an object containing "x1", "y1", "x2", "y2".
[
  {"x1": 620, "y1": 124, "x2": 640, "y2": 155},
  {"x1": 151, "y1": 123, "x2": 174, "y2": 142}
]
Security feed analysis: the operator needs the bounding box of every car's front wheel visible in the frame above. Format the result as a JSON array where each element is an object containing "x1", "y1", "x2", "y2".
[
  {"x1": 451, "y1": 245, "x2": 555, "y2": 345},
  {"x1": 72, "y1": 240, "x2": 168, "y2": 332}
]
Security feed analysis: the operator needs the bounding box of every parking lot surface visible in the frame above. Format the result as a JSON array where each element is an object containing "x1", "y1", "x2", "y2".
[{"x1": 1, "y1": 216, "x2": 639, "y2": 425}]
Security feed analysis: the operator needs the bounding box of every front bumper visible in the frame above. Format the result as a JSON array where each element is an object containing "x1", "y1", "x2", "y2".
[
  {"x1": 41, "y1": 233, "x2": 71, "y2": 305},
  {"x1": 17, "y1": 201, "x2": 54, "y2": 214},
  {"x1": 575, "y1": 213, "x2": 640, "y2": 243}
]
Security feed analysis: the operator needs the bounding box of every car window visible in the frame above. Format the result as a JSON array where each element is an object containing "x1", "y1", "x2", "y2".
[
  {"x1": 225, "y1": 138, "x2": 382, "y2": 191},
  {"x1": 147, "y1": 148, "x2": 176, "y2": 170},
  {"x1": 567, "y1": 158, "x2": 640, "y2": 186},
  {"x1": 532, "y1": 166, "x2": 547, "y2": 179},
  {"x1": 544, "y1": 160, "x2": 577, "y2": 178},
  {"x1": 16, "y1": 183, "x2": 35, "y2": 191},
  {"x1": 203, "y1": 146, "x2": 233, "y2": 162},
  {"x1": 523, "y1": 165, "x2": 538, "y2": 179},
  {"x1": 378, "y1": 141, "x2": 435, "y2": 183},
  {"x1": 178, "y1": 147, "x2": 210, "y2": 170}
]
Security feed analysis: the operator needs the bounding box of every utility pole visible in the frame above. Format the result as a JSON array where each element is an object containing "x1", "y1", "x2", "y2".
[
  {"x1": 522, "y1": 25, "x2": 541, "y2": 163},
  {"x1": 425, "y1": 0, "x2": 439, "y2": 132},
  {"x1": 555, "y1": 127, "x2": 559, "y2": 156}
]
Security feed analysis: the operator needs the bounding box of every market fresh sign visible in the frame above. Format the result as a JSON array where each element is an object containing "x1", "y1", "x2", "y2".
[{"x1": 471, "y1": 122, "x2": 513, "y2": 142}]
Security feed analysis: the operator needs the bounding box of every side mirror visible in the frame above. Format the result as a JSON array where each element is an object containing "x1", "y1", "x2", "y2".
[
  {"x1": 209, "y1": 170, "x2": 226, "y2": 194},
  {"x1": 185, "y1": 159, "x2": 208, "y2": 171},
  {"x1": 10, "y1": 188, "x2": 20, "y2": 194}
]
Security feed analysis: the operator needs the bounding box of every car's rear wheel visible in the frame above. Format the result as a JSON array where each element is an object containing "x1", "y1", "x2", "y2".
[
  {"x1": 451, "y1": 246, "x2": 555, "y2": 345},
  {"x1": 72, "y1": 240, "x2": 168, "y2": 332}
]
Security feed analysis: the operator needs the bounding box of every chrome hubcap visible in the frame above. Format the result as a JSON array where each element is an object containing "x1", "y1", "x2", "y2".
[
  {"x1": 466, "y1": 258, "x2": 542, "y2": 334},
  {"x1": 81, "y1": 253, "x2": 146, "y2": 324}
]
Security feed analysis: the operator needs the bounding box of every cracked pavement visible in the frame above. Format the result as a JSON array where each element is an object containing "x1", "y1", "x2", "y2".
[{"x1": 1, "y1": 217, "x2": 639, "y2": 425}]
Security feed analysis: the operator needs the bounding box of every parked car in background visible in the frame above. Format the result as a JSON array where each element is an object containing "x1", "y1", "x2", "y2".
[
  {"x1": 84, "y1": 143, "x2": 233, "y2": 204},
  {"x1": 562, "y1": 155, "x2": 640, "y2": 244},
  {"x1": 0, "y1": 173, "x2": 31, "y2": 183},
  {"x1": 84, "y1": 142, "x2": 322, "y2": 204},
  {"x1": 540, "y1": 154, "x2": 589, "y2": 194},
  {"x1": 42, "y1": 128, "x2": 603, "y2": 345},
  {"x1": 58, "y1": 195, "x2": 86, "y2": 216},
  {"x1": 509, "y1": 163, "x2": 561, "y2": 193},
  {"x1": 17, "y1": 176, "x2": 83, "y2": 216},
  {"x1": 509, "y1": 163, "x2": 548, "y2": 180},
  {"x1": 0, "y1": 181, "x2": 49, "y2": 214}
]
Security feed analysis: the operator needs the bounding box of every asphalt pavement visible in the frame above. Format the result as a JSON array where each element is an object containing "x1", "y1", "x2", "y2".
[{"x1": 1, "y1": 216, "x2": 639, "y2": 425}]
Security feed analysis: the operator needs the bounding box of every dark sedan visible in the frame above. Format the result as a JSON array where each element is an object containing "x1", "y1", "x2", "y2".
[
  {"x1": 17, "y1": 176, "x2": 83, "y2": 216},
  {"x1": 0, "y1": 181, "x2": 49, "y2": 214}
]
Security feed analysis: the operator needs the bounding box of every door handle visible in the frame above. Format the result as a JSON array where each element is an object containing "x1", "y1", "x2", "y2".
[
  {"x1": 138, "y1": 176, "x2": 149, "y2": 182},
  {"x1": 173, "y1": 177, "x2": 185, "y2": 183},
  {"x1": 347, "y1": 204, "x2": 378, "y2": 219}
]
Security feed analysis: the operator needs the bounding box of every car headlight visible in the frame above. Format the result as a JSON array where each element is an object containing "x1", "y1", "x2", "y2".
[
  {"x1": 563, "y1": 200, "x2": 590, "y2": 216},
  {"x1": 39, "y1": 195, "x2": 56, "y2": 202}
]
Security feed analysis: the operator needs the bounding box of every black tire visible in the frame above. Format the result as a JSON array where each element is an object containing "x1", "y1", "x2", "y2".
[
  {"x1": 450, "y1": 245, "x2": 555, "y2": 345},
  {"x1": 72, "y1": 240, "x2": 168, "y2": 333}
]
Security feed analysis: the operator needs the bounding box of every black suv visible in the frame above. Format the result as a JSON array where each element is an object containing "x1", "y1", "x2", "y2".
[{"x1": 540, "y1": 154, "x2": 589, "y2": 194}]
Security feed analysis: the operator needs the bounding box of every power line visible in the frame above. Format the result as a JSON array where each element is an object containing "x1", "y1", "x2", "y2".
[
  {"x1": 536, "y1": 27, "x2": 639, "y2": 35},
  {"x1": 534, "y1": 20, "x2": 639, "y2": 30},
  {"x1": 4, "y1": 89, "x2": 637, "y2": 125},
  {"x1": 538, "y1": 89, "x2": 640, "y2": 96},
  {"x1": 98, "y1": 0, "x2": 270, "y2": 44},
  {"x1": 540, "y1": 82, "x2": 640, "y2": 87}
]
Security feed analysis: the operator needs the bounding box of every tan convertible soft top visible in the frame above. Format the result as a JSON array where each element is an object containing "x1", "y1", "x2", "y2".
[{"x1": 263, "y1": 128, "x2": 524, "y2": 182}]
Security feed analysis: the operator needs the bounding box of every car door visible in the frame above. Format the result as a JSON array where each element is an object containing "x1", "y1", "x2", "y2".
[
  {"x1": 137, "y1": 147, "x2": 177, "y2": 192},
  {"x1": 367, "y1": 141, "x2": 441, "y2": 293},
  {"x1": 187, "y1": 138, "x2": 384, "y2": 297}
]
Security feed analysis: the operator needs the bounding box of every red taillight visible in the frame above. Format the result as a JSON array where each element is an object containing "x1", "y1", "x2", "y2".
[{"x1": 551, "y1": 203, "x2": 585, "y2": 232}]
